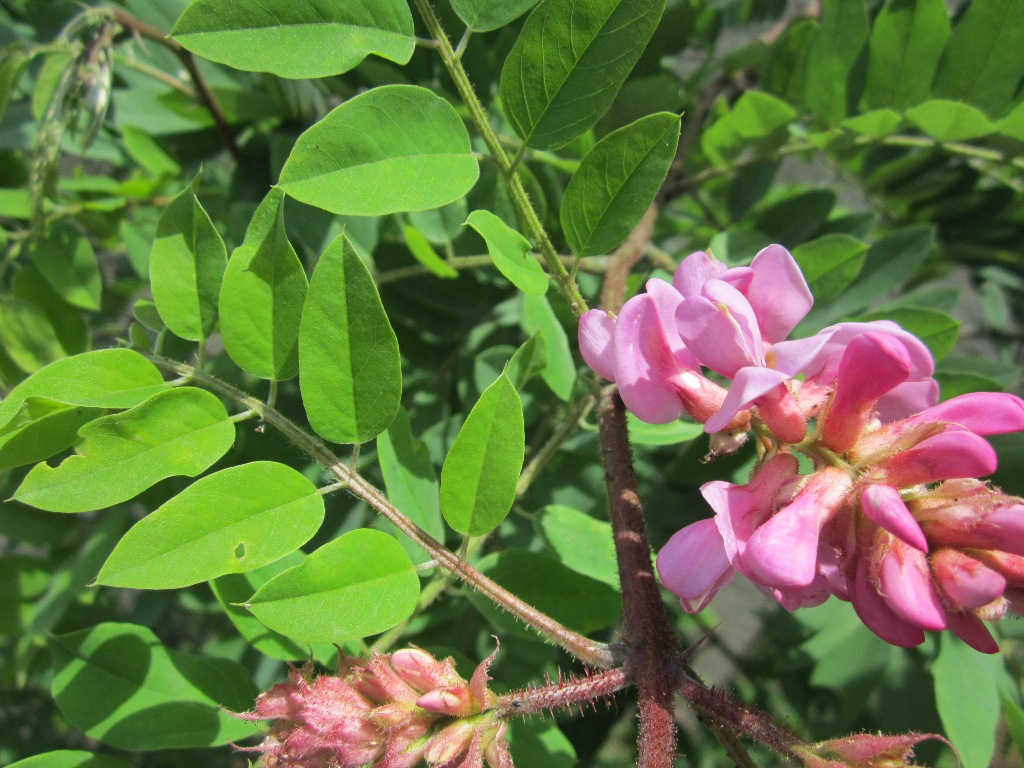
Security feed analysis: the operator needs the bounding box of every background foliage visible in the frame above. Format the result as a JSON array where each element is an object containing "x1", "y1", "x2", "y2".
[{"x1": 1, "y1": 0, "x2": 1024, "y2": 766}]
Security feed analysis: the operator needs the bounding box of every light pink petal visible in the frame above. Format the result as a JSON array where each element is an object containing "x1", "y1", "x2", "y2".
[
  {"x1": 743, "y1": 494, "x2": 823, "y2": 588},
  {"x1": 613, "y1": 294, "x2": 685, "y2": 423},
  {"x1": 859, "y1": 484, "x2": 928, "y2": 551},
  {"x1": 910, "y1": 392, "x2": 1024, "y2": 436},
  {"x1": 770, "y1": 574, "x2": 832, "y2": 611},
  {"x1": 578, "y1": 310, "x2": 616, "y2": 381},
  {"x1": 746, "y1": 244, "x2": 813, "y2": 342},
  {"x1": 673, "y1": 250, "x2": 727, "y2": 297},
  {"x1": 657, "y1": 519, "x2": 735, "y2": 613},
  {"x1": 849, "y1": 554, "x2": 926, "y2": 647},
  {"x1": 878, "y1": 539, "x2": 948, "y2": 630},
  {"x1": 880, "y1": 430, "x2": 998, "y2": 487},
  {"x1": 704, "y1": 366, "x2": 790, "y2": 433},
  {"x1": 804, "y1": 320, "x2": 935, "y2": 387},
  {"x1": 945, "y1": 611, "x2": 1000, "y2": 653},
  {"x1": 931, "y1": 549, "x2": 1006, "y2": 610},
  {"x1": 646, "y1": 278, "x2": 698, "y2": 368},
  {"x1": 876, "y1": 379, "x2": 941, "y2": 422},
  {"x1": 676, "y1": 281, "x2": 762, "y2": 378},
  {"x1": 754, "y1": 383, "x2": 807, "y2": 444},
  {"x1": 765, "y1": 335, "x2": 833, "y2": 377}
]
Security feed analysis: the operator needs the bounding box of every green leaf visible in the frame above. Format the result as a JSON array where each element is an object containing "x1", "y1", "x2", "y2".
[
  {"x1": 440, "y1": 374, "x2": 524, "y2": 536},
  {"x1": 731, "y1": 91, "x2": 798, "y2": 139},
  {"x1": 403, "y1": 225, "x2": 458, "y2": 279},
  {"x1": 279, "y1": 85, "x2": 479, "y2": 216},
  {"x1": 805, "y1": 0, "x2": 869, "y2": 123},
  {"x1": 246, "y1": 529, "x2": 419, "y2": 643},
  {"x1": 377, "y1": 407, "x2": 445, "y2": 553},
  {"x1": 0, "y1": 398, "x2": 99, "y2": 471},
  {"x1": 997, "y1": 100, "x2": 1024, "y2": 141},
  {"x1": 561, "y1": 112, "x2": 679, "y2": 257},
  {"x1": 856, "y1": 307, "x2": 959, "y2": 361},
  {"x1": 538, "y1": 505, "x2": 619, "y2": 587},
  {"x1": 11, "y1": 267, "x2": 88, "y2": 361},
  {"x1": 500, "y1": 0, "x2": 666, "y2": 149},
  {"x1": 0, "y1": 555, "x2": 50, "y2": 635},
  {"x1": 0, "y1": 47, "x2": 29, "y2": 123},
  {"x1": 863, "y1": 0, "x2": 950, "y2": 110},
  {"x1": 506, "y1": 721, "x2": 577, "y2": 768},
  {"x1": 14, "y1": 388, "x2": 235, "y2": 513},
  {"x1": 933, "y1": 634, "x2": 1001, "y2": 768},
  {"x1": 149, "y1": 171, "x2": 228, "y2": 341},
  {"x1": 466, "y1": 210, "x2": 547, "y2": 294},
  {"x1": 473, "y1": 550, "x2": 621, "y2": 635},
  {"x1": 299, "y1": 234, "x2": 401, "y2": 444},
  {"x1": 171, "y1": 0, "x2": 415, "y2": 79},
  {"x1": 28, "y1": 222, "x2": 102, "y2": 311},
  {"x1": 0, "y1": 349, "x2": 167, "y2": 426},
  {"x1": 0, "y1": 295, "x2": 65, "y2": 374},
  {"x1": 96, "y1": 462, "x2": 324, "y2": 589},
  {"x1": 840, "y1": 109, "x2": 904, "y2": 138},
  {"x1": 932, "y1": 0, "x2": 1024, "y2": 117},
  {"x1": 121, "y1": 126, "x2": 180, "y2": 178},
  {"x1": 451, "y1": 0, "x2": 543, "y2": 31},
  {"x1": 506, "y1": 333, "x2": 548, "y2": 390},
  {"x1": 6, "y1": 751, "x2": 135, "y2": 768},
  {"x1": 49, "y1": 623, "x2": 258, "y2": 750},
  {"x1": 212, "y1": 552, "x2": 335, "y2": 662},
  {"x1": 792, "y1": 234, "x2": 868, "y2": 303},
  {"x1": 905, "y1": 99, "x2": 996, "y2": 142},
  {"x1": 219, "y1": 187, "x2": 307, "y2": 380},
  {"x1": 521, "y1": 294, "x2": 575, "y2": 401},
  {"x1": 626, "y1": 414, "x2": 704, "y2": 446}
]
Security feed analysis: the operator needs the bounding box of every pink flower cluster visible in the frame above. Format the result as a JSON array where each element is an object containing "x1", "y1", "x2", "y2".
[
  {"x1": 236, "y1": 646, "x2": 511, "y2": 768},
  {"x1": 579, "y1": 246, "x2": 1024, "y2": 652}
]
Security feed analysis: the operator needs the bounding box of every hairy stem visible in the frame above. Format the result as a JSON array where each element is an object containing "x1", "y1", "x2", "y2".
[
  {"x1": 597, "y1": 388, "x2": 683, "y2": 768},
  {"x1": 148, "y1": 355, "x2": 615, "y2": 669},
  {"x1": 495, "y1": 667, "x2": 631, "y2": 718},
  {"x1": 410, "y1": 0, "x2": 589, "y2": 318}
]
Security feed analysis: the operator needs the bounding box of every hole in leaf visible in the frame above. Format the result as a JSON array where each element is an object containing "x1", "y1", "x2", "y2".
[{"x1": 234, "y1": 542, "x2": 246, "y2": 560}]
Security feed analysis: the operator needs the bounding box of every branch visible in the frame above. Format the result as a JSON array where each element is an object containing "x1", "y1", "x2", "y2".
[
  {"x1": 147, "y1": 355, "x2": 616, "y2": 670},
  {"x1": 111, "y1": 10, "x2": 241, "y2": 161}
]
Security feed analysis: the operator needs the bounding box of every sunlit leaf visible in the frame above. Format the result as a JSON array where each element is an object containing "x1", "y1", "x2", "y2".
[
  {"x1": 440, "y1": 374, "x2": 524, "y2": 536},
  {"x1": 451, "y1": 0, "x2": 542, "y2": 31},
  {"x1": 279, "y1": 85, "x2": 479, "y2": 216},
  {"x1": 466, "y1": 210, "x2": 547, "y2": 295},
  {"x1": 863, "y1": 0, "x2": 950, "y2": 110},
  {"x1": 299, "y1": 234, "x2": 401, "y2": 444},
  {"x1": 246, "y1": 529, "x2": 419, "y2": 643}
]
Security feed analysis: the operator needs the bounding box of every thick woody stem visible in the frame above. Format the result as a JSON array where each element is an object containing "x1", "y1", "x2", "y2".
[{"x1": 598, "y1": 388, "x2": 684, "y2": 768}]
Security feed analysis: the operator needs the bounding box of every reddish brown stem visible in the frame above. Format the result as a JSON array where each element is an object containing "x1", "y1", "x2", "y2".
[
  {"x1": 112, "y1": 10, "x2": 242, "y2": 160},
  {"x1": 598, "y1": 387, "x2": 685, "y2": 768},
  {"x1": 495, "y1": 667, "x2": 631, "y2": 718}
]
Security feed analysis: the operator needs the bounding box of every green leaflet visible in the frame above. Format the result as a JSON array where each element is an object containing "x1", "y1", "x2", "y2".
[
  {"x1": 538, "y1": 505, "x2": 620, "y2": 587},
  {"x1": 0, "y1": 295, "x2": 65, "y2": 373},
  {"x1": 804, "y1": 0, "x2": 869, "y2": 123},
  {"x1": 863, "y1": 0, "x2": 950, "y2": 110},
  {"x1": 299, "y1": 234, "x2": 402, "y2": 444},
  {"x1": 402, "y1": 225, "x2": 458, "y2": 279},
  {"x1": 932, "y1": 0, "x2": 1024, "y2": 118},
  {"x1": 49, "y1": 623, "x2": 258, "y2": 750},
  {"x1": 246, "y1": 529, "x2": 419, "y2": 643},
  {"x1": 28, "y1": 221, "x2": 102, "y2": 311},
  {"x1": 451, "y1": 0, "x2": 542, "y2": 32},
  {"x1": 440, "y1": 374, "x2": 524, "y2": 537},
  {"x1": 171, "y1": 0, "x2": 415, "y2": 79},
  {"x1": 377, "y1": 407, "x2": 445, "y2": 563},
  {"x1": 933, "y1": 634, "x2": 1002, "y2": 768},
  {"x1": 14, "y1": 388, "x2": 235, "y2": 513},
  {"x1": 521, "y1": 293, "x2": 575, "y2": 401},
  {"x1": 219, "y1": 187, "x2": 307, "y2": 381},
  {"x1": 0, "y1": 349, "x2": 169, "y2": 470},
  {"x1": 148, "y1": 171, "x2": 227, "y2": 341},
  {"x1": 465, "y1": 210, "x2": 547, "y2": 295},
  {"x1": 856, "y1": 307, "x2": 960, "y2": 362},
  {"x1": 279, "y1": 85, "x2": 479, "y2": 216},
  {"x1": 792, "y1": 234, "x2": 868, "y2": 303},
  {"x1": 561, "y1": 112, "x2": 679, "y2": 257},
  {"x1": 500, "y1": 0, "x2": 665, "y2": 149},
  {"x1": 905, "y1": 99, "x2": 996, "y2": 143},
  {"x1": 96, "y1": 462, "x2": 325, "y2": 589}
]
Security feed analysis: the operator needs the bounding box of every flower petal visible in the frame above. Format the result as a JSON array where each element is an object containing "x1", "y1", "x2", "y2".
[
  {"x1": 746, "y1": 244, "x2": 813, "y2": 342},
  {"x1": 578, "y1": 309, "x2": 616, "y2": 381},
  {"x1": 849, "y1": 553, "x2": 926, "y2": 647},
  {"x1": 877, "y1": 538, "x2": 948, "y2": 631},
  {"x1": 909, "y1": 392, "x2": 1024, "y2": 436},
  {"x1": 743, "y1": 494, "x2": 823, "y2": 588},
  {"x1": 657, "y1": 518, "x2": 735, "y2": 613},
  {"x1": 676, "y1": 281, "x2": 761, "y2": 378},
  {"x1": 613, "y1": 293, "x2": 686, "y2": 423},
  {"x1": 704, "y1": 366, "x2": 791, "y2": 433},
  {"x1": 859, "y1": 484, "x2": 928, "y2": 552},
  {"x1": 931, "y1": 549, "x2": 1006, "y2": 611},
  {"x1": 879, "y1": 430, "x2": 998, "y2": 487}
]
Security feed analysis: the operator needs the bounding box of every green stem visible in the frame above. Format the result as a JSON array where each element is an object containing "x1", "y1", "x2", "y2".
[
  {"x1": 147, "y1": 355, "x2": 615, "y2": 669},
  {"x1": 410, "y1": 0, "x2": 589, "y2": 318},
  {"x1": 516, "y1": 393, "x2": 596, "y2": 497}
]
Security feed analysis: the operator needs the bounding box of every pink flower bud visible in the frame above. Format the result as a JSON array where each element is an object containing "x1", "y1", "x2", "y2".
[
  {"x1": 875, "y1": 537, "x2": 948, "y2": 631},
  {"x1": 390, "y1": 648, "x2": 465, "y2": 693},
  {"x1": 931, "y1": 548, "x2": 1006, "y2": 611}
]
